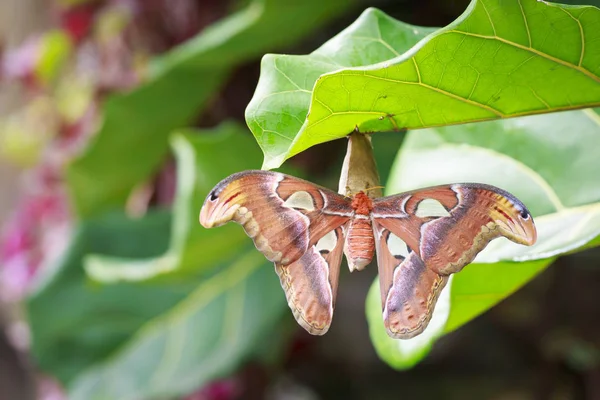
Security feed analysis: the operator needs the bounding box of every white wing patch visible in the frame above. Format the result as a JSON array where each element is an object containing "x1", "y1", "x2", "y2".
[
  {"x1": 316, "y1": 230, "x2": 337, "y2": 253},
  {"x1": 387, "y1": 232, "x2": 409, "y2": 259},
  {"x1": 283, "y1": 191, "x2": 315, "y2": 211},
  {"x1": 415, "y1": 198, "x2": 451, "y2": 218}
]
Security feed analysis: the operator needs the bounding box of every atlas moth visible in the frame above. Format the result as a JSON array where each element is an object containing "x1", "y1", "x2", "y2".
[{"x1": 199, "y1": 135, "x2": 536, "y2": 339}]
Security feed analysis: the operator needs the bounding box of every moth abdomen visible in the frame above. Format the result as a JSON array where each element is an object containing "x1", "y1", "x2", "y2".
[{"x1": 344, "y1": 219, "x2": 375, "y2": 272}]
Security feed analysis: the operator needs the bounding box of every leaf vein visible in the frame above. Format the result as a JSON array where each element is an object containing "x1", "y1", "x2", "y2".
[
  {"x1": 447, "y1": 30, "x2": 599, "y2": 83},
  {"x1": 334, "y1": 72, "x2": 504, "y2": 117},
  {"x1": 517, "y1": 0, "x2": 532, "y2": 47},
  {"x1": 480, "y1": 1, "x2": 496, "y2": 36},
  {"x1": 559, "y1": 8, "x2": 585, "y2": 67}
]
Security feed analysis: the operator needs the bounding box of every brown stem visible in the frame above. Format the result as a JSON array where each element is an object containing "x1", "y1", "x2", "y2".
[{"x1": 338, "y1": 131, "x2": 382, "y2": 198}]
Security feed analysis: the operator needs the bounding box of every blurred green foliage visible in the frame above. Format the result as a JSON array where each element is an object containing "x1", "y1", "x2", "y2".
[
  {"x1": 29, "y1": 124, "x2": 287, "y2": 398},
  {"x1": 84, "y1": 123, "x2": 263, "y2": 283},
  {"x1": 67, "y1": 0, "x2": 356, "y2": 218}
]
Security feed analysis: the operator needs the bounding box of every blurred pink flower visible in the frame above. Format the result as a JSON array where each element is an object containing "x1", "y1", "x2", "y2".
[
  {"x1": 58, "y1": 2, "x2": 99, "y2": 43},
  {"x1": 1, "y1": 37, "x2": 42, "y2": 87},
  {"x1": 36, "y1": 375, "x2": 67, "y2": 400},
  {"x1": 0, "y1": 168, "x2": 71, "y2": 302},
  {"x1": 185, "y1": 378, "x2": 240, "y2": 400}
]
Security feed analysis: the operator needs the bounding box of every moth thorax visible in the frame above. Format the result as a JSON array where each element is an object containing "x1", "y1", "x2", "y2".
[
  {"x1": 344, "y1": 218, "x2": 375, "y2": 272},
  {"x1": 351, "y1": 191, "x2": 373, "y2": 215}
]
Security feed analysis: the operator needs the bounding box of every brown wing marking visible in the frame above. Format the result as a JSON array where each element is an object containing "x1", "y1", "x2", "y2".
[
  {"x1": 275, "y1": 225, "x2": 346, "y2": 335},
  {"x1": 373, "y1": 183, "x2": 537, "y2": 276},
  {"x1": 200, "y1": 170, "x2": 352, "y2": 266},
  {"x1": 372, "y1": 221, "x2": 448, "y2": 339}
]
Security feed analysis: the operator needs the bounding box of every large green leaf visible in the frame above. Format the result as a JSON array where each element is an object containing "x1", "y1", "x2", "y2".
[
  {"x1": 247, "y1": 1, "x2": 600, "y2": 169},
  {"x1": 246, "y1": 8, "x2": 436, "y2": 168},
  {"x1": 67, "y1": 0, "x2": 355, "y2": 218},
  {"x1": 366, "y1": 108, "x2": 600, "y2": 369},
  {"x1": 29, "y1": 127, "x2": 288, "y2": 398},
  {"x1": 85, "y1": 122, "x2": 261, "y2": 282}
]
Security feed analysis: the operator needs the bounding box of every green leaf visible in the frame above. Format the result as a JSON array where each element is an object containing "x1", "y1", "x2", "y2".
[
  {"x1": 66, "y1": 0, "x2": 356, "y2": 218},
  {"x1": 69, "y1": 249, "x2": 284, "y2": 400},
  {"x1": 367, "y1": 257, "x2": 552, "y2": 369},
  {"x1": 85, "y1": 122, "x2": 262, "y2": 282},
  {"x1": 248, "y1": 1, "x2": 600, "y2": 169},
  {"x1": 246, "y1": 8, "x2": 436, "y2": 168},
  {"x1": 366, "y1": 275, "x2": 454, "y2": 369},
  {"x1": 579, "y1": 233, "x2": 600, "y2": 250},
  {"x1": 28, "y1": 211, "x2": 182, "y2": 383},
  {"x1": 29, "y1": 126, "x2": 288, "y2": 398},
  {"x1": 367, "y1": 108, "x2": 600, "y2": 369}
]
